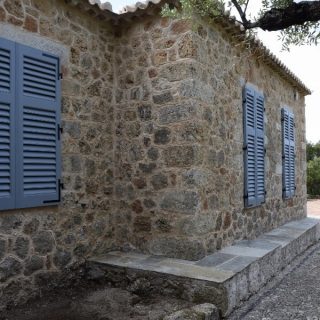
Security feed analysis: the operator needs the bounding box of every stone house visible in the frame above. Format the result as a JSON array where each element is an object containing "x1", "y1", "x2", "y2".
[{"x1": 0, "y1": 0, "x2": 311, "y2": 309}]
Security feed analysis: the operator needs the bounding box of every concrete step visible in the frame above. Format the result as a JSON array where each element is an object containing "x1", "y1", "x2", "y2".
[{"x1": 86, "y1": 218, "x2": 320, "y2": 316}]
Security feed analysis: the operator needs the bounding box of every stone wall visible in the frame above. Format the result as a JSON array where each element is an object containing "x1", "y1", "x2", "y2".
[
  {"x1": 0, "y1": 0, "x2": 307, "y2": 310},
  {"x1": 112, "y1": 16, "x2": 307, "y2": 260},
  {"x1": 0, "y1": 0, "x2": 116, "y2": 309}
]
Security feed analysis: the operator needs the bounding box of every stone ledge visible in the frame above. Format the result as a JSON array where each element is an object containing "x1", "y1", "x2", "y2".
[{"x1": 87, "y1": 217, "x2": 320, "y2": 316}]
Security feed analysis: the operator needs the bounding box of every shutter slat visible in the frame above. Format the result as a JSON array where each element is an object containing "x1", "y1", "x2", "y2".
[
  {"x1": 16, "y1": 43, "x2": 61, "y2": 208},
  {"x1": 24, "y1": 171, "x2": 56, "y2": 177},
  {"x1": 255, "y1": 92, "x2": 265, "y2": 204},
  {"x1": 289, "y1": 112, "x2": 295, "y2": 195},
  {"x1": 23, "y1": 54, "x2": 57, "y2": 100},
  {"x1": 282, "y1": 108, "x2": 295, "y2": 198},
  {"x1": 0, "y1": 38, "x2": 15, "y2": 209}
]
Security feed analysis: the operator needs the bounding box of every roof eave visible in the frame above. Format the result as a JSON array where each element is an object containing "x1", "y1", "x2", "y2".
[{"x1": 66, "y1": 0, "x2": 311, "y2": 96}]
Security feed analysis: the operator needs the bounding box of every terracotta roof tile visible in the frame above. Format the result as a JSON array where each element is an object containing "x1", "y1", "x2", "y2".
[
  {"x1": 87, "y1": 0, "x2": 113, "y2": 11},
  {"x1": 119, "y1": 0, "x2": 163, "y2": 14}
]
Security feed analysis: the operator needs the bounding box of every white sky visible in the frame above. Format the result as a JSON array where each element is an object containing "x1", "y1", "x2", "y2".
[
  {"x1": 108, "y1": 0, "x2": 131, "y2": 12},
  {"x1": 107, "y1": 0, "x2": 320, "y2": 143}
]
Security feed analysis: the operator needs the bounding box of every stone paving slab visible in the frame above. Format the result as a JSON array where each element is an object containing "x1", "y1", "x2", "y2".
[
  {"x1": 228, "y1": 235, "x2": 320, "y2": 320},
  {"x1": 236, "y1": 239, "x2": 280, "y2": 250},
  {"x1": 196, "y1": 253, "x2": 235, "y2": 267},
  {"x1": 88, "y1": 217, "x2": 320, "y2": 316},
  {"x1": 215, "y1": 255, "x2": 257, "y2": 273},
  {"x1": 219, "y1": 245, "x2": 272, "y2": 258}
]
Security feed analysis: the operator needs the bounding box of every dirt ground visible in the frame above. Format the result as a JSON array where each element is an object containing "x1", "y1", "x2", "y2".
[
  {"x1": 0, "y1": 283, "x2": 193, "y2": 320},
  {"x1": 1, "y1": 201, "x2": 320, "y2": 320}
]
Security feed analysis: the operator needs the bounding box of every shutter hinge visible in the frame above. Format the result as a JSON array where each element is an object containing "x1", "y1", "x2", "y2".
[
  {"x1": 265, "y1": 191, "x2": 267, "y2": 195},
  {"x1": 281, "y1": 116, "x2": 284, "y2": 122},
  {"x1": 243, "y1": 144, "x2": 248, "y2": 151},
  {"x1": 283, "y1": 188, "x2": 286, "y2": 192},
  {"x1": 264, "y1": 148, "x2": 267, "y2": 155},
  {"x1": 243, "y1": 193, "x2": 248, "y2": 199},
  {"x1": 58, "y1": 72, "x2": 63, "y2": 80},
  {"x1": 43, "y1": 179, "x2": 63, "y2": 204},
  {"x1": 57, "y1": 124, "x2": 63, "y2": 140}
]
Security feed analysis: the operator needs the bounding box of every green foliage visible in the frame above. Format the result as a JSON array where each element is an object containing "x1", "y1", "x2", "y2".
[
  {"x1": 279, "y1": 22, "x2": 320, "y2": 50},
  {"x1": 307, "y1": 141, "x2": 320, "y2": 162},
  {"x1": 260, "y1": 0, "x2": 320, "y2": 48},
  {"x1": 307, "y1": 157, "x2": 320, "y2": 196},
  {"x1": 261, "y1": 0, "x2": 294, "y2": 10},
  {"x1": 161, "y1": 0, "x2": 225, "y2": 20},
  {"x1": 307, "y1": 141, "x2": 320, "y2": 195}
]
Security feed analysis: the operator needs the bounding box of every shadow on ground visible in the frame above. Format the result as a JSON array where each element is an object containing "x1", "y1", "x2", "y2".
[{"x1": 1, "y1": 285, "x2": 192, "y2": 320}]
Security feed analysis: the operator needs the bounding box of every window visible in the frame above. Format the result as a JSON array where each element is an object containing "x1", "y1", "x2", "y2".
[
  {"x1": 0, "y1": 37, "x2": 61, "y2": 211},
  {"x1": 243, "y1": 84, "x2": 265, "y2": 207},
  {"x1": 281, "y1": 108, "x2": 295, "y2": 198}
]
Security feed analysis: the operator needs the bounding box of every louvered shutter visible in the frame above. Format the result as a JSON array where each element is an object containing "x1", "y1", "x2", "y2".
[
  {"x1": 0, "y1": 38, "x2": 16, "y2": 210},
  {"x1": 255, "y1": 93, "x2": 265, "y2": 204},
  {"x1": 15, "y1": 43, "x2": 61, "y2": 208},
  {"x1": 243, "y1": 85, "x2": 265, "y2": 207},
  {"x1": 282, "y1": 108, "x2": 295, "y2": 198},
  {"x1": 243, "y1": 86, "x2": 256, "y2": 207}
]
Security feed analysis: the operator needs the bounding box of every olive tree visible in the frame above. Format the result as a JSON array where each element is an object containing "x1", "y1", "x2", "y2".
[{"x1": 163, "y1": 0, "x2": 320, "y2": 49}]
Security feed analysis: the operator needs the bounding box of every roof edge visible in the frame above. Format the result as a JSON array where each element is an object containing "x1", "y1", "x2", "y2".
[{"x1": 67, "y1": 0, "x2": 311, "y2": 95}]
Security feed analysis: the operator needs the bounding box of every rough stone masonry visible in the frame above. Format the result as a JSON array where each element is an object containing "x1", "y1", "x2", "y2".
[{"x1": 0, "y1": 0, "x2": 308, "y2": 310}]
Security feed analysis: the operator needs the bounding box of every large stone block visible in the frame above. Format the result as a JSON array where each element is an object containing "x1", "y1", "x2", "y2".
[
  {"x1": 32, "y1": 231, "x2": 54, "y2": 255},
  {"x1": 159, "y1": 103, "x2": 197, "y2": 125},
  {"x1": 163, "y1": 146, "x2": 203, "y2": 167},
  {"x1": 0, "y1": 257, "x2": 22, "y2": 282},
  {"x1": 13, "y1": 236, "x2": 30, "y2": 259},
  {"x1": 160, "y1": 191, "x2": 200, "y2": 214},
  {"x1": 164, "y1": 303, "x2": 220, "y2": 320},
  {"x1": 159, "y1": 61, "x2": 197, "y2": 82},
  {"x1": 149, "y1": 237, "x2": 206, "y2": 260}
]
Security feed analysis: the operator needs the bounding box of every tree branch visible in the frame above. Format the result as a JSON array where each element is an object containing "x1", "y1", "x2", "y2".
[
  {"x1": 230, "y1": 0, "x2": 249, "y2": 26},
  {"x1": 245, "y1": 1, "x2": 320, "y2": 31}
]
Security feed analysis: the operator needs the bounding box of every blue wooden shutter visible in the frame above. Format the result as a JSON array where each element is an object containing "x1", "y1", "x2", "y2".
[
  {"x1": 243, "y1": 86, "x2": 257, "y2": 207},
  {"x1": 255, "y1": 92, "x2": 265, "y2": 205},
  {"x1": 15, "y1": 43, "x2": 61, "y2": 208},
  {"x1": 0, "y1": 38, "x2": 16, "y2": 210},
  {"x1": 282, "y1": 108, "x2": 295, "y2": 198},
  {"x1": 243, "y1": 85, "x2": 265, "y2": 207}
]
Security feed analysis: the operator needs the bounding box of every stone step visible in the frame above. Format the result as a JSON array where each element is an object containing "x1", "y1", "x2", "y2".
[{"x1": 86, "y1": 217, "x2": 320, "y2": 317}]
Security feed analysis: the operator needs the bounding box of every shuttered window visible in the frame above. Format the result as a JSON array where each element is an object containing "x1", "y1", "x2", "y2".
[
  {"x1": 282, "y1": 108, "x2": 295, "y2": 198},
  {"x1": 0, "y1": 38, "x2": 61, "y2": 211},
  {"x1": 243, "y1": 85, "x2": 265, "y2": 207},
  {"x1": 0, "y1": 38, "x2": 16, "y2": 210}
]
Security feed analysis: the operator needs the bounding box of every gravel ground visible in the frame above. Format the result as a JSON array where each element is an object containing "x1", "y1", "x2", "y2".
[{"x1": 228, "y1": 238, "x2": 320, "y2": 320}]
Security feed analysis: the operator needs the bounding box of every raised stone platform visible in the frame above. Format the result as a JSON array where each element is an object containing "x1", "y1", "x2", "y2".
[{"x1": 87, "y1": 218, "x2": 320, "y2": 316}]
